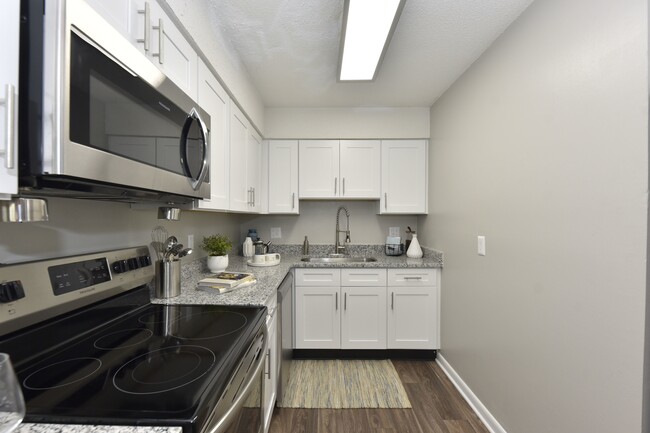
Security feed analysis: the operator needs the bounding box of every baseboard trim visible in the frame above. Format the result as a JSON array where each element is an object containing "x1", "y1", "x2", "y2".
[{"x1": 436, "y1": 354, "x2": 507, "y2": 433}]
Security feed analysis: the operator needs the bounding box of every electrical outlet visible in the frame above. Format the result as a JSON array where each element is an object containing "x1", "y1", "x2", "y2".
[
  {"x1": 389, "y1": 227, "x2": 400, "y2": 237},
  {"x1": 187, "y1": 234, "x2": 194, "y2": 249},
  {"x1": 477, "y1": 236, "x2": 486, "y2": 256},
  {"x1": 271, "y1": 227, "x2": 281, "y2": 239}
]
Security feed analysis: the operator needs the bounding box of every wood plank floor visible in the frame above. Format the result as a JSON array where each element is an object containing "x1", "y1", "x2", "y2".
[{"x1": 269, "y1": 360, "x2": 489, "y2": 433}]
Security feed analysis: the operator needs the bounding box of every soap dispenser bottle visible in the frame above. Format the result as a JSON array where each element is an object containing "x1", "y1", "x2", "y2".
[
  {"x1": 243, "y1": 237, "x2": 254, "y2": 258},
  {"x1": 406, "y1": 232, "x2": 423, "y2": 258},
  {"x1": 302, "y1": 236, "x2": 310, "y2": 255}
]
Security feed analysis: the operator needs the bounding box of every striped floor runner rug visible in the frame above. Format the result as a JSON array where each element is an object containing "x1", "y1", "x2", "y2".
[{"x1": 279, "y1": 359, "x2": 412, "y2": 409}]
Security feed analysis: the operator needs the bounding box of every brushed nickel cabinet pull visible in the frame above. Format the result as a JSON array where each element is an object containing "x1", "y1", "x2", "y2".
[
  {"x1": 152, "y1": 18, "x2": 164, "y2": 64},
  {"x1": 344, "y1": 292, "x2": 347, "y2": 310},
  {"x1": 334, "y1": 177, "x2": 337, "y2": 195},
  {"x1": 384, "y1": 193, "x2": 388, "y2": 210},
  {"x1": 391, "y1": 292, "x2": 394, "y2": 310},
  {"x1": 335, "y1": 292, "x2": 338, "y2": 310},
  {"x1": 343, "y1": 177, "x2": 345, "y2": 196},
  {"x1": 1, "y1": 84, "x2": 15, "y2": 169},
  {"x1": 292, "y1": 192, "x2": 295, "y2": 209},
  {"x1": 136, "y1": 2, "x2": 150, "y2": 51}
]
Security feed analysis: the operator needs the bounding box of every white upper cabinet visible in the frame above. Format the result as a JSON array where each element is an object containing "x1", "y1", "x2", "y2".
[
  {"x1": 147, "y1": 1, "x2": 198, "y2": 99},
  {"x1": 268, "y1": 140, "x2": 299, "y2": 214},
  {"x1": 247, "y1": 128, "x2": 262, "y2": 213},
  {"x1": 194, "y1": 59, "x2": 229, "y2": 211},
  {"x1": 229, "y1": 103, "x2": 249, "y2": 212},
  {"x1": 0, "y1": 0, "x2": 20, "y2": 198},
  {"x1": 299, "y1": 140, "x2": 380, "y2": 199},
  {"x1": 229, "y1": 102, "x2": 261, "y2": 213},
  {"x1": 339, "y1": 140, "x2": 380, "y2": 198},
  {"x1": 380, "y1": 140, "x2": 428, "y2": 214},
  {"x1": 299, "y1": 140, "x2": 339, "y2": 198},
  {"x1": 84, "y1": 0, "x2": 131, "y2": 35},
  {"x1": 89, "y1": 0, "x2": 198, "y2": 100}
]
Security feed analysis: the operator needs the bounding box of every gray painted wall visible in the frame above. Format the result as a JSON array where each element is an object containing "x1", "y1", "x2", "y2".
[
  {"x1": 0, "y1": 198, "x2": 242, "y2": 264},
  {"x1": 419, "y1": 0, "x2": 648, "y2": 432},
  {"x1": 241, "y1": 201, "x2": 417, "y2": 246}
]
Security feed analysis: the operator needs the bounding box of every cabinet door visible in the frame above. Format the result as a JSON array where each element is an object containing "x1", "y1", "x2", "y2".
[
  {"x1": 148, "y1": 2, "x2": 198, "y2": 99},
  {"x1": 268, "y1": 140, "x2": 299, "y2": 214},
  {"x1": 247, "y1": 128, "x2": 262, "y2": 212},
  {"x1": 129, "y1": 0, "x2": 197, "y2": 99},
  {"x1": 229, "y1": 102, "x2": 249, "y2": 211},
  {"x1": 299, "y1": 140, "x2": 339, "y2": 198},
  {"x1": 339, "y1": 140, "x2": 380, "y2": 198},
  {"x1": 387, "y1": 286, "x2": 438, "y2": 349},
  {"x1": 263, "y1": 314, "x2": 277, "y2": 431},
  {"x1": 85, "y1": 0, "x2": 131, "y2": 35},
  {"x1": 341, "y1": 287, "x2": 387, "y2": 349},
  {"x1": 0, "y1": 0, "x2": 19, "y2": 198},
  {"x1": 381, "y1": 140, "x2": 427, "y2": 214},
  {"x1": 195, "y1": 59, "x2": 229, "y2": 210},
  {"x1": 295, "y1": 287, "x2": 340, "y2": 349}
]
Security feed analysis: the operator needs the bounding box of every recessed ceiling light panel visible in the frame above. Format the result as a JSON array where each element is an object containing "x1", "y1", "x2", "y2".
[{"x1": 338, "y1": 0, "x2": 406, "y2": 81}]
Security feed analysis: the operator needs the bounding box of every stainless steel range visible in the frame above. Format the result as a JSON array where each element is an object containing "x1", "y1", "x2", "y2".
[{"x1": 0, "y1": 247, "x2": 267, "y2": 433}]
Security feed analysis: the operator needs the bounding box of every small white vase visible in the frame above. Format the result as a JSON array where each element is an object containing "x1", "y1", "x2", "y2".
[
  {"x1": 207, "y1": 255, "x2": 228, "y2": 273},
  {"x1": 406, "y1": 234, "x2": 423, "y2": 258}
]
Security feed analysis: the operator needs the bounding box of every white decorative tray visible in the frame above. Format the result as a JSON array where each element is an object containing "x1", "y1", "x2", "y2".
[{"x1": 247, "y1": 258, "x2": 281, "y2": 267}]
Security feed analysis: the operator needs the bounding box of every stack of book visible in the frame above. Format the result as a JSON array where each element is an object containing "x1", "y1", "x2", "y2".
[{"x1": 197, "y1": 271, "x2": 256, "y2": 293}]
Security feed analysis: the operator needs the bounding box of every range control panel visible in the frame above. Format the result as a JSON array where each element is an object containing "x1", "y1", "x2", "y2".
[{"x1": 0, "y1": 246, "x2": 154, "y2": 337}]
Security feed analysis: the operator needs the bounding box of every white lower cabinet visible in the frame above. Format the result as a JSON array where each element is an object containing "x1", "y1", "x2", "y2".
[
  {"x1": 295, "y1": 286, "x2": 341, "y2": 349},
  {"x1": 341, "y1": 286, "x2": 386, "y2": 349},
  {"x1": 387, "y1": 269, "x2": 439, "y2": 349},
  {"x1": 295, "y1": 268, "x2": 438, "y2": 350}
]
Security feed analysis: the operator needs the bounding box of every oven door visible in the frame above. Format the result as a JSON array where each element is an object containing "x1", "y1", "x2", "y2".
[
  {"x1": 203, "y1": 329, "x2": 266, "y2": 433},
  {"x1": 36, "y1": 0, "x2": 210, "y2": 199}
]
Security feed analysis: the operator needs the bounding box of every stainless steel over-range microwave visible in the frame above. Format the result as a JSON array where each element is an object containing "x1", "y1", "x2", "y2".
[{"x1": 19, "y1": 0, "x2": 210, "y2": 203}]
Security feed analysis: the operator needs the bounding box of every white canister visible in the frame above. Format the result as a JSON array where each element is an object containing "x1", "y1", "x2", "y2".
[
  {"x1": 243, "y1": 237, "x2": 254, "y2": 258},
  {"x1": 406, "y1": 233, "x2": 423, "y2": 258}
]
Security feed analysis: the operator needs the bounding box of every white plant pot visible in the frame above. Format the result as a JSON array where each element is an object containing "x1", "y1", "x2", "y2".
[{"x1": 207, "y1": 255, "x2": 228, "y2": 273}]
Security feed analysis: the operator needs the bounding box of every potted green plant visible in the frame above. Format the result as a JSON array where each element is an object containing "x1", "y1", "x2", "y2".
[{"x1": 201, "y1": 234, "x2": 233, "y2": 273}]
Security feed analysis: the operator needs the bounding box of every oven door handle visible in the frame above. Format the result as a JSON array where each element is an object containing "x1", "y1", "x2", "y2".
[{"x1": 204, "y1": 328, "x2": 268, "y2": 433}]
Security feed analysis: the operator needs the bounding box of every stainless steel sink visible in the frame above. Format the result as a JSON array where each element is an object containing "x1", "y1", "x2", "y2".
[{"x1": 300, "y1": 256, "x2": 377, "y2": 263}]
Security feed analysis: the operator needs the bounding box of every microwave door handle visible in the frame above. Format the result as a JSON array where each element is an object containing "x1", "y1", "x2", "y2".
[{"x1": 180, "y1": 109, "x2": 210, "y2": 190}]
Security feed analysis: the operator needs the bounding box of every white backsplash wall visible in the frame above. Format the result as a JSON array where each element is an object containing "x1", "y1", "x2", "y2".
[
  {"x1": 241, "y1": 201, "x2": 417, "y2": 246},
  {"x1": 0, "y1": 198, "x2": 243, "y2": 264}
]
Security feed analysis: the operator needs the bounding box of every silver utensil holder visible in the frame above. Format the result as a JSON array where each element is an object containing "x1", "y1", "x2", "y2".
[{"x1": 155, "y1": 260, "x2": 181, "y2": 299}]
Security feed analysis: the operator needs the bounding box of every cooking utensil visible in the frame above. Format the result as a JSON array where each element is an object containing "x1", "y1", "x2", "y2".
[
  {"x1": 165, "y1": 243, "x2": 184, "y2": 260},
  {"x1": 177, "y1": 248, "x2": 193, "y2": 258},
  {"x1": 151, "y1": 226, "x2": 168, "y2": 261}
]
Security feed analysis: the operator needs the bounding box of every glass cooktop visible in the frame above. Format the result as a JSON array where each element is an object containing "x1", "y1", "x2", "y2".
[{"x1": 0, "y1": 290, "x2": 266, "y2": 431}]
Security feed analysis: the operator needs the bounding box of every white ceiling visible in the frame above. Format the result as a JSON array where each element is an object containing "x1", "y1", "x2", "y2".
[{"x1": 207, "y1": 0, "x2": 535, "y2": 108}]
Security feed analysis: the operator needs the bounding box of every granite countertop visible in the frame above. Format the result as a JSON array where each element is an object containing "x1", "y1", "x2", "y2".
[
  {"x1": 19, "y1": 245, "x2": 441, "y2": 433},
  {"x1": 152, "y1": 244, "x2": 443, "y2": 307}
]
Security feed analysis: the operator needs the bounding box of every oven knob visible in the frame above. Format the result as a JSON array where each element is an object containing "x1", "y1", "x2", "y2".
[
  {"x1": 139, "y1": 255, "x2": 152, "y2": 267},
  {"x1": 127, "y1": 258, "x2": 140, "y2": 270},
  {"x1": 111, "y1": 260, "x2": 128, "y2": 274},
  {"x1": 0, "y1": 281, "x2": 25, "y2": 303}
]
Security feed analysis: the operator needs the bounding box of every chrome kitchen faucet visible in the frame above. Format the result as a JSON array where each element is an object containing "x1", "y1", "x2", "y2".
[{"x1": 334, "y1": 206, "x2": 351, "y2": 255}]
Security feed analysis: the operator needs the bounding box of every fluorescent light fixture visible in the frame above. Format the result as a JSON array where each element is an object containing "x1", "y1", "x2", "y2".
[{"x1": 338, "y1": 0, "x2": 406, "y2": 81}]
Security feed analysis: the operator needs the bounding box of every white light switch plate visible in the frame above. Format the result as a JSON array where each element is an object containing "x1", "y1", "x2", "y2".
[
  {"x1": 477, "y1": 236, "x2": 486, "y2": 256},
  {"x1": 187, "y1": 234, "x2": 194, "y2": 249},
  {"x1": 389, "y1": 227, "x2": 400, "y2": 237},
  {"x1": 271, "y1": 227, "x2": 282, "y2": 239}
]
